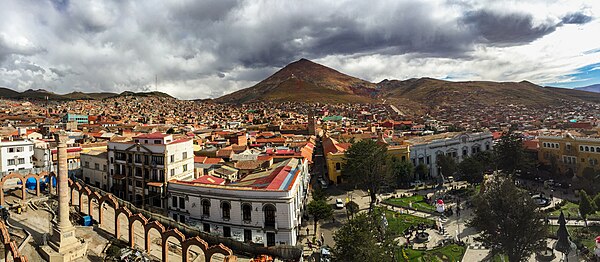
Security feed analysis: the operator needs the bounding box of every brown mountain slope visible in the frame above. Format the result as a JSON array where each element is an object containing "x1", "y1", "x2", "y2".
[
  {"x1": 377, "y1": 78, "x2": 600, "y2": 107},
  {"x1": 216, "y1": 58, "x2": 378, "y2": 104}
]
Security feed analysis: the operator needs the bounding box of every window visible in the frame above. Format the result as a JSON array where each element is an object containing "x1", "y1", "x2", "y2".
[
  {"x1": 426, "y1": 156, "x2": 430, "y2": 164},
  {"x1": 154, "y1": 140, "x2": 161, "y2": 144},
  {"x1": 586, "y1": 146, "x2": 590, "y2": 152},
  {"x1": 84, "y1": 161, "x2": 90, "y2": 168},
  {"x1": 151, "y1": 156, "x2": 164, "y2": 165},
  {"x1": 242, "y1": 203, "x2": 252, "y2": 221},
  {"x1": 202, "y1": 199, "x2": 211, "y2": 217},
  {"x1": 7, "y1": 159, "x2": 15, "y2": 165},
  {"x1": 18, "y1": 158, "x2": 24, "y2": 165},
  {"x1": 183, "y1": 152, "x2": 187, "y2": 159},
  {"x1": 592, "y1": 147, "x2": 596, "y2": 153},
  {"x1": 103, "y1": 165, "x2": 107, "y2": 171},
  {"x1": 335, "y1": 162, "x2": 341, "y2": 171},
  {"x1": 170, "y1": 155, "x2": 175, "y2": 163},
  {"x1": 16, "y1": 147, "x2": 23, "y2": 152},
  {"x1": 179, "y1": 215, "x2": 185, "y2": 223},
  {"x1": 179, "y1": 197, "x2": 185, "y2": 209},
  {"x1": 135, "y1": 181, "x2": 142, "y2": 187},
  {"x1": 173, "y1": 213, "x2": 178, "y2": 221},
  {"x1": 244, "y1": 229, "x2": 252, "y2": 242},
  {"x1": 135, "y1": 154, "x2": 142, "y2": 163},
  {"x1": 8, "y1": 148, "x2": 14, "y2": 153},
  {"x1": 581, "y1": 146, "x2": 584, "y2": 151},
  {"x1": 172, "y1": 196, "x2": 177, "y2": 207},
  {"x1": 462, "y1": 149, "x2": 468, "y2": 156},
  {"x1": 222, "y1": 201, "x2": 231, "y2": 219},
  {"x1": 203, "y1": 223, "x2": 210, "y2": 232},
  {"x1": 263, "y1": 204, "x2": 276, "y2": 227},
  {"x1": 94, "y1": 163, "x2": 99, "y2": 170},
  {"x1": 170, "y1": 169, "x2": 175, "y2": 177},
  {"x1": 183, "y1": 164, "x2": 188, "y2": 172},
  {"x1": 223, "y1": 226, "x2": 231, "y2": 238}
]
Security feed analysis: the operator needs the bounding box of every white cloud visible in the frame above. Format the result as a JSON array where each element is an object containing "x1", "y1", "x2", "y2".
[{"x1": 0, "y1": 0, "x2": 597, "y2": 99}]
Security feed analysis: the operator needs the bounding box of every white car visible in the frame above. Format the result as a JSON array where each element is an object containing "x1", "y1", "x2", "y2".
[{"x1": 335, "y1": 199, "x2": 344, "y2": 209}]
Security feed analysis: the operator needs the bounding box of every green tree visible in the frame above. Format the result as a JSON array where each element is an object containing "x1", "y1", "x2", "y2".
[
  {"x1": 579, "y1": 190, "x2": 595, "y2": 227},
  {"x1": 332, "y1": 211, "x2": 396, "y2": 262},
  {"x1": 594, "y1": 193, "x2": 600, "y2": 212},
  {"x1": 345, "y1": 200, "x2": 360, "y2": 220},
  {"x1": 494, "y1": 130, "x2": 532, "y2": 174},
  {"x1": 307, "y1": 199, "x2": 334, "y2": 233},
  {"x1": 468, "y1": 176, "x2": 547, "y2": 262},
  {"x1": 415, "y1": 163, "x2": 429, "y2": 181},
  {"x1": 436, "y1": 154, "x2": 457, "y2": 177},
  {"x1": 342, "y1": 139, "x2": 390, "y2": 211},
  {"x1": 458, "y1": 156, "x2": 484, "y2": 183},
  {"x1": 312, "y1": 187, "x2": 328, "y2": 202},
  {"x1": 473, "y1": 151, "x2": 496, "y2": 172},
  {"x1": 390, "y1": 157, "x2": 414, "y2": 188}
]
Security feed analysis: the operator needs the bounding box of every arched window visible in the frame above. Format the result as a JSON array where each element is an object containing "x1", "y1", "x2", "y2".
[
  {"x1": 221, "y1": 201, "x2": 231, "y2": 219},
  {"x1": 581, "y1": 146, "x2": 584, "y2": 151},
  {"x1": 597, "y1": 147, "x2": 600, "y2": 152},
  {"x1": 242, "y1": 203, "x2": 252, "y2": 221},
  {"x1": 202, "y1": 199, "x2": 211, "y2": 217},
  {"x1": 586, "y1": 146, "x2": 590, "y2": 152},
  {"x1": 592, "y1": 147, "x2": 595, "y2": 153},
  {"x1": 335, "y1": 162, "x2": 341, "y2": 171},
  {"x1": 263, "y1": 204, "x2": 276, "y2": 227}
]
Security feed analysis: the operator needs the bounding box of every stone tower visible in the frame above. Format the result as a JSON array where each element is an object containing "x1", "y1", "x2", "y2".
[{"x1": 42, "y1": 131, "x2": 87, "y2": 261}]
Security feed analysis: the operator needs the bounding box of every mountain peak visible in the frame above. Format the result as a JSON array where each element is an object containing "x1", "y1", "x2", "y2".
[{"x1": 216, "y1": 59, "x2": 377, "y2": 104}]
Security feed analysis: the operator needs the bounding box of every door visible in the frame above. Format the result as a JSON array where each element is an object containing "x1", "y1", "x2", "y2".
[
  {"x1": 267, "y1": 232, "x2": 276, "y2": 246},
  {"x1": 244, "y1": 229, "x2": 252, "y2": 242}
]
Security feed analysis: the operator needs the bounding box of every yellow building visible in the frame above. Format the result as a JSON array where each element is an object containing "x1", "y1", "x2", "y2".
[
  {"x1": 323, "y1": 136, "x2": 410, "y2": 184},
  {"x1": 538, "y1": 133, "x2": 600, "y2": 178}
]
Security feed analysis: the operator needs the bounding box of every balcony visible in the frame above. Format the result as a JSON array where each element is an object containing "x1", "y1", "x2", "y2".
[{"x1": 264, "y1": 221, "x2": 277, "y2": 230}]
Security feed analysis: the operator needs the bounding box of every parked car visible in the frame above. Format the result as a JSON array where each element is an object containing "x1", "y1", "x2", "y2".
[
  {"x1": 319, "y1": 179, "x2": 328, "y2": 189},
  {"x1": 335, "y1": 199, "x2": 344, "y2": 209},
  {"x1": 410, "y1": 180, "x2": 424, "y2": 187}
]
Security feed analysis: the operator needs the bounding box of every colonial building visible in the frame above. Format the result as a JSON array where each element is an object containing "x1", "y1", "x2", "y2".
[
  {"x1": 81, "y1": 150, "x2": 109, "y2": 191},
  {"x1": 167, "y1": 157, "x2": 310, "y2": 247},
  {"x1": 538, "y1": 132, "x2": 600, "y2": 178},
  {"x1": 323, "y1": 135, "x2": 410, "y2": 184},
  {"x1": 108, "y1": 132, "x2": 194, "y2": 212},
  {"x1": 0, "y1": 139, "x2": 34, "y2": 173},
  {"x1": 407, "y1": 132, "x2": 493, "y2": 178}
]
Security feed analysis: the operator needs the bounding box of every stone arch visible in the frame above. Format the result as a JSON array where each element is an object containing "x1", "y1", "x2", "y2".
[
  {"x1": 205, "y1": 243, "x2": 234, "y2": 262},
  {"x1": 183, "y1": 236, "x2": 208, "y2": 262},
  {"x1": 79, "y1": 187, "x2": 91, "y2": 215},
  {"x1": 0, "y1": 173, "x2": 25, "y2": 204},
  {"x1": 128, "y1": 213, "x2": 148, "y2": 249},
  {"x1": 88, "y1": 191, "x2": 101, "y2": 221},
  {"x1": 115, "y1": 206, "x2": 132, "y2": 241},
  {"x1": 144, "y1": 221, "x2": 165, "y2": 254},
  {"x1": 99, "y1": 194, "x2": 118, "y2": 229},
  {"x1": 22, "y1": 173, "x2": 40, "y2": 198},
  {"x1": 70, "y1": 182, "x2": 82, "y2": 206},
  {"x1": 162, "y1": 229, "x2": 185, "y2": 262}
]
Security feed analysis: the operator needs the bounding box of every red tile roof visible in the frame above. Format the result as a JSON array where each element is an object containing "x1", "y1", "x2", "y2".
[{"x1": 135, "y1": 132, "x2": 169, "y2": 139}]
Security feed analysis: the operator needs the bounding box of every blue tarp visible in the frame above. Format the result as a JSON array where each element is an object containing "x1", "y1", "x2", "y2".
[
  {"x1": 25, "y1": 177, "x2": 37, "y2": 190},
  {"x1": 81, "y1": 216, "x2": 92, "y2": 226}
]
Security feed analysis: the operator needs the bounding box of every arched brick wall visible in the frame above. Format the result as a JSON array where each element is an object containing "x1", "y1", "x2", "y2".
[{"x1": 162, "y1": 229, "x2": 185, "y2": 262}]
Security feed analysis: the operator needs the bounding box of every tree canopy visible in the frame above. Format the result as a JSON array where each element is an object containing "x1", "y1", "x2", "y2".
[
  {"x1": 332, "y1": 211, "x2": 396, "y2": 262},
  {"x1": 342, "y1": 139, "x2": 390, "y2": 210},
  {"x1": 390, "y1": 157, "x2": 414, "y2": 188},
  {"x1": 579, "y1": 190, "x2": 595, "y2": 226},
  {"x1": 494, "y1": 130, "x2": 532, "y2": 174},
  {"x1": 458, "y1": 156, "x2": 484, "y2": 183},
  {"x1": 436, "y1": 154, "x2": 457, "y2": 178},
  {"x1": 307, "y1": 198, "x2": 333, "y2": 233},
  {"x1": 468, "y1": 176, "x2": 547, "y2": 262}
]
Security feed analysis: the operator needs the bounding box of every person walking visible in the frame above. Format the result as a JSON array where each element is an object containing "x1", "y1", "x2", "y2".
[{"x1": 306, "y1": 227, "x2": 310, "y2": 236}]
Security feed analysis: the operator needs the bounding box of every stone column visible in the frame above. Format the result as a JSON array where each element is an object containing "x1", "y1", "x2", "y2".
[
  {"x1": 56, "y1": 133, "x2": 72, "y2": 230},
  {"x1": 43, "y1": 131, "x2": 87, "y2": 261}
]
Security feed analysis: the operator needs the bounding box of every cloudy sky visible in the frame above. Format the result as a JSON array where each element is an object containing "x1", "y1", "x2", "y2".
[{"x1": 1, "y1": 0, "x2": 599, "y2": 99}]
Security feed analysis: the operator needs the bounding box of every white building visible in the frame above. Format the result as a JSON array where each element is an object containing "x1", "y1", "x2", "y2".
[
  {"x1": 0, "y1": 139, "x2": 34, "y2": 173},
  {"x1": 407, "y1": 132, "x2": 493, "y2": 178},
  {"x1": 81, "y1": 150, "x2": 109, "y2": 191},
  {"x1": 167, "y1": 158, "x2": 311, "y2": 247},
  {"x1": 108, "y1": 132, "x2": 194, "y2": 212}
]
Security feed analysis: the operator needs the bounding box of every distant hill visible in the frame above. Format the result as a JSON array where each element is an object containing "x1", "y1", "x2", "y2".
[
  {"x1": 377, "y1": 78, "x2": 600, "y2": 107},
  {"x1": 0, "y1": 88, "x2": 173, "y2": 101},
  {"x1": 574, "y1": 84, "x2": 600, "y2": 93},
  {"x1": 216, "y1": 59, "x2": 600, "y2": 109},
  {"x1": 216, "y1": 58, "x2": 378, "y2": 104}
]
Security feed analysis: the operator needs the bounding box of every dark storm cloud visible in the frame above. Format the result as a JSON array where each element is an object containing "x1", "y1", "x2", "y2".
[
  {"x1": 462, "y1": 10, "x2": 558, "y2": 44},
  {"x1": 561, "y1": 12, "x2": 593, "y2": 24},
  {"x1": 0, "y1": 0, "x2": 597, "y2": 99}
]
